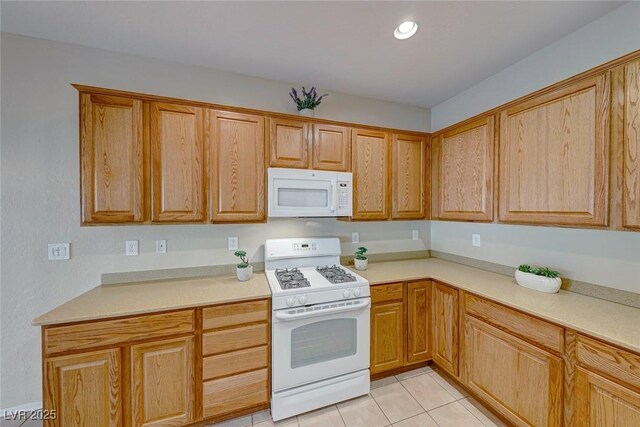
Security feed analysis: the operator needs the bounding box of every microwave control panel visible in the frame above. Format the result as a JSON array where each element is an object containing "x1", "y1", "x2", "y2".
[{"x1": 337, "y1": 182, "x2": 350, "y2": 210}]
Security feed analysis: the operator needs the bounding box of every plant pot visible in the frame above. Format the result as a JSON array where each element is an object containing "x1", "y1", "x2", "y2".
[
  {"x1": 298, "y1": 108, "x2": 315, "y2": 117},
  {"x1": 515, "y1": 270, "x2": 561, "y2": 293},
  {"x1": 236, "y1": 265, "x2": 253, "y2": 282},
  {"x1": 354, "y1": 258, "x2": 368, "y2": 271}
]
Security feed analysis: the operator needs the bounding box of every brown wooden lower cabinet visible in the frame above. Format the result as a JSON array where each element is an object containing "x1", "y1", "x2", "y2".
[
  {"x1": 432, "y1": 282, "x2": 459, "y2": 376},
  {"x1": 464, "y1": 315, "x2": 563, "y2": 426},
  {"x1": 406, "y1": 280, "x2": 431, "y2": 363},
  {"x1": 371, "y1": 301, "x2": 405, "y2": 374},
  {"x1": 131, "y1": 337, "x2": 195, "y2": 426},
  {"x1": 42, "y1": 299, "x2": 270, "y2": 427},
  {"x1": 575, "y1": 367, "x2": 640, "y2": 425}
]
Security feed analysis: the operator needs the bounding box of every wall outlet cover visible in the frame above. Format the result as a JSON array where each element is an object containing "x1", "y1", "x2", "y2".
[
  {"x1": 156, "y1": 240, "x2": 167, "y2": 254},
  {"x1": 412, "y1": 230, "x2": 419, "y2": 240},
  {"x1": 48, "y1": 243, "x2": 70, "y2": 260},
  {"x1": 351, "y1": 232, "x2": 360, "y2": 244},
  {"x1": 472, "y1": 234, "x2": 481, "y2": 247},
  {"x1": 126, "y1": 240, "x2": 139, "y2": 256},
  {"x1": 228, "y1": 237, "x2": 239, "y2": 251}
]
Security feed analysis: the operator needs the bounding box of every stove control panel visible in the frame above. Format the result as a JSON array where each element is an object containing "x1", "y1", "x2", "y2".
[
  {"x1": 272, "y1": 285, "x2": 371, "y2": 310},
  {"x1": 292, "y1": 243, "x2": 317, "y2": 253}
]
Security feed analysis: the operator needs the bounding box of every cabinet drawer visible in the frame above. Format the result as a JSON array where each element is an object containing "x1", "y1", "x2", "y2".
[
  {"x1": 44, "y1": 310, "x2": 194, "y2": 355},
  {"x1": 203, "y1": 323, "x2": 268, "y2": 356},
  {"x1": 371, "y1": 283, "x2": 404, "y2": 304},
  {"x1": 465, "y1": 293, "x2": 563, "y2": 354},
  {"x1": 203, "y1": 345, "x2": 268, "y2": 381},
  {"x1": 203, "y1": 368, "x2": 269, "y2": 418},
  {"x1": 203, "y1": 300, "x2": 269, "y2": 330},
  {"x1": 577, "y1": 335, "x2": 640, "y2": 391}
]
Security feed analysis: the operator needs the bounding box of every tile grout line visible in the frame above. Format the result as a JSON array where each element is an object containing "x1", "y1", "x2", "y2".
[{"x1": 366, "y1": 388, "x2": 392, "y2": 426}]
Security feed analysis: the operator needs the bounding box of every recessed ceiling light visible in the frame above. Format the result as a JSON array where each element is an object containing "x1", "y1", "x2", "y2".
[{"x1": 394, "y1": 21, "x2": 418, "y2": 40}]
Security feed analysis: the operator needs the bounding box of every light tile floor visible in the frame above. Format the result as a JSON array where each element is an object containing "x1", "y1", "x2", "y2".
[{"x1": 211, "y1": 367, "x2": 507, "y2": 427}]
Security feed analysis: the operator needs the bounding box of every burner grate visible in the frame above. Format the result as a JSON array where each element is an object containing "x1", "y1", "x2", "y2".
[
  {"x1": 275, "y1": 268, "x2": 311, "y2": 290},
  {"x1": 316, "y1": 265, "x2": 356, "y2": 284}
]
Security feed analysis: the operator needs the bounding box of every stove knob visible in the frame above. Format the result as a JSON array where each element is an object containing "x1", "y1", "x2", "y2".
[
  {"x1": 286, "y1": 297, "x2": 295, "y2": 307},
  {"x1": 353, "y1": 288, "x2": 361, "y2": 297},
  {"x1": 298, "y1": 295, "x2": 307, "y2": 305},
  {"x1": 343, "y1": 289, "x2": 351, "y2": 299}
]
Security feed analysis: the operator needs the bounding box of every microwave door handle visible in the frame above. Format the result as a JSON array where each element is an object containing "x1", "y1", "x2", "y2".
[
  {"x1": 330, "y1": 181, "x2": 336, "y2": 212},
  {"x1": 275, "y1": 299, "x2": 371, "y2": 321}
]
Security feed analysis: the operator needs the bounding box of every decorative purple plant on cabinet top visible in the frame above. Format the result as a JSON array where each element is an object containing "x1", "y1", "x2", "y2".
[{"x1": 289, "y1": 86, "x2": 328, "y2": 111}]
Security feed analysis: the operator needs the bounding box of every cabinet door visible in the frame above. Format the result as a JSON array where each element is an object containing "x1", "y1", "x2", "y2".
[
  {"x1": 499, "y1": 73, "x2": 609, "y2": 226},
  {"x1": 312, "y1": 124, "x2": 351, "y2": 171},
  {"x1": 352, "y1": 129, "x2": 390, "y2": 220},
  {"x1": 44, "y1": 349, "x2": 121, "y2": 427},
  {"x1": 406, "y1": 280, "x2": 431, "y2": 364},
  {"x1": 433, "y1": 116, "x2": 494, "y2": 221},
  {"x1": 575, "y1": 367, "x2": 640, "y2": 426},
  {"x1": 371, "y1": 301, "x2": 404, "y2": 374},
  {"x1": 80, "y1": 93, "x2": 143, "y2": 224},
  {"x1": 268, "y1": 117, "x2": 309, "y2": 168},
  {"x1": 209, "y1": 110, "x2": 265, "y2": 222},
  {"x1": 432, "y1": 282, "x2": 459, "y2": 376},
  {"x1": 623, "y1": 59, "x2": 640, "y2": 229},
  {"x1": 464, "y1": 316, "x2": 563, "y2": 427},
  {"x1": 392, "y1": 134, "x2": 428, "y2": 219},
  {"x1": 131, "y1": 336, "x2": 195, "y2": 427},
  {"x1": 150, "y1": 102, "x2": 206, "y2": 222}
]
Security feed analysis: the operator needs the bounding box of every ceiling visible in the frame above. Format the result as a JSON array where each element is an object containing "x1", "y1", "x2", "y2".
[{"x1": 0, "y1": 1, "x2": 625, "y2": 108}]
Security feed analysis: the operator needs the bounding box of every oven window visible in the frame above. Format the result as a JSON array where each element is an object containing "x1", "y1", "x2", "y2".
[
  {"x1": 290, "y1": 318, "x2": 357, "y2": 369},
  {"x1": 277, "y1": 188, "x2": 328, "y2": 208}
]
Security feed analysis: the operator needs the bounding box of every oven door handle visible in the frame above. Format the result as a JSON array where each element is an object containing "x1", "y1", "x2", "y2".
[{"x1": 274, "y1": 299, "x2": 371, "y2": 321}]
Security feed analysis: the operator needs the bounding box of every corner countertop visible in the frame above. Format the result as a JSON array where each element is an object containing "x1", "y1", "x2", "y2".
[
  {"x1": 33, "y1": 273, "x2": 272, "y2": 326},
  {"x1": 356, "y1": 258, "x2": 640, "y2": 354},
  {"x1": 33, "y1": 258, "x2": 640, "y2": 355}
]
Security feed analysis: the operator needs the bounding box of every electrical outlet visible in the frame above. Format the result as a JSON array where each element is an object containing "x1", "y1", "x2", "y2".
[
  {"x1": 351, "y1": 232, "x2": 360, "y2": 244},
  {"x1": 126, "y1": 240, "x2": 139, "y2": 256},
  {"x1": 228, "y1": 237, "x2": 239, "y2": 251},
  {"x1": 48, "y1": 243, "x2": 70, "y2": 260},
  {"x1": 412, "y1": 230, "x2": 419, "y2": 240},
  {"x1": 472, "y1": 234, "x2": 481, "y2": 247},
  {"x1": 156, "y1": 240, "x2": 167, "y2": 254}
]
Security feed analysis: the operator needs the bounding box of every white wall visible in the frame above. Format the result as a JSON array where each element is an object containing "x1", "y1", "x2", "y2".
[
  {"x1": 431, "y1": 1, "x2": 640, "y2": 131},
  {"x1": 430, "y1": 2, "x2": 640, "y2": 295},
  {"x1": 0, "y1": 33, "x2": 430, "y2": 409}
]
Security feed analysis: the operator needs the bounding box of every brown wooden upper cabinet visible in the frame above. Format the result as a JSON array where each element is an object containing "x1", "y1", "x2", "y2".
[
  {"x1": 351, "y1": 129, "x2": 390, "y2": 220},
  {"x1": 150, "y1": 102, "x2": 206, "y2": 222},
  {"x1": 498, "y1": 73, "x2": 610, "y2": 226},
  {"x1": 433, "y1": 116, "x2": 494, "y2": 221},
  {"x1": 392, "y1": 134, "x2": 428, "y2": 220},
  {"x1": 312, "y1": 124, "x2": 351, "y2": 171},
  {"x1": 80, "y1": 93, "x2": 144, "y2": 224},
  {"x1": 623, "y1": 59, "x2": 640, "y2": 229},
  {"x1": 268, "y1": 117, "x2": 309, "y2": 169},
  {"x1": 267, "y1": 119, "x2": 350, "y2": 171},
  {"x1": 209, "y1": 110, "x2": 265, "y2": 222}
]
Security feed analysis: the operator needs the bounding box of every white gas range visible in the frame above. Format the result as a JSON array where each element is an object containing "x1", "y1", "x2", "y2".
[{"x1": 265, "y1": 238, "x2": 371, "y2": 421}]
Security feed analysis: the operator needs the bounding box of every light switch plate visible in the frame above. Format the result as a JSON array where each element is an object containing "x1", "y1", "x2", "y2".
[
  {"x1": 126, "y1": 240, "x2": 139, "y2": 256},
  {"x1": 228, "y1": 237, "x2": 239, "y2": 251},
  {"x1": 472, "y1": 234, "x2": 481, "y2": 247},
  {"x1": 351, "y1": 232, "x2": 360, "y2": 244},
  {"x1": 48, "y1": 243, "x2": 70, "y2": 260},
  {"x1": 156, "y1": 240, "x2": 167, "y2": 254},
  {"x1": 412, "y1": 230, "x2": 419, "y2": 240}
]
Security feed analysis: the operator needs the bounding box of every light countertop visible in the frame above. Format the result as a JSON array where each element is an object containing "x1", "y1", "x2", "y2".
[
  {"x1": 33, "y1": 273, "x2": 271, "y2": 326},
  {"x1": 34, "y1": 258, "x2": 640, "y2": 355}
]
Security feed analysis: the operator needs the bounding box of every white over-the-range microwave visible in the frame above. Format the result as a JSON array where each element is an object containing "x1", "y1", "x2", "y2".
[{"x1": 268, "y1": 168, "x2": 352, "y2": 217}]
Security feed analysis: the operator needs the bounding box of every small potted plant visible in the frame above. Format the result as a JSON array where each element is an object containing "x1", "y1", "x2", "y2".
[
  {"x1": 234, "y1": 250, "x2": 253, "y2": 282},
  {"x1": 289, "y1": 86, "x2": 328, "y2": 117},
  {"x1": 354, "y1": 247, "x2": 368, "y2": 271},
  {"x1": 515, "y1": 264, "x2": 561, "y2": 293}
]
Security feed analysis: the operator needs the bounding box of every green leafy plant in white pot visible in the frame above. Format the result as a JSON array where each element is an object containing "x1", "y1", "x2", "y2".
[
  {"x1": 515, "y1": 264, "x2": 561, "y2": 293},
  {"x1": 354, "y1": 247, "x2": 368, "y2": 271},
  {"x1": 289, "y1": 86, "x2": 328, "y2": 117},
  {"x1": 234, "y1": 250, "x2": 253, "y2": 282}
]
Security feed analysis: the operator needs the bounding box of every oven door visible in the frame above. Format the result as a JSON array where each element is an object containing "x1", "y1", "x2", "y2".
[{"x1": 272, "y1": 298, "x2": 371, "y2": 392}]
